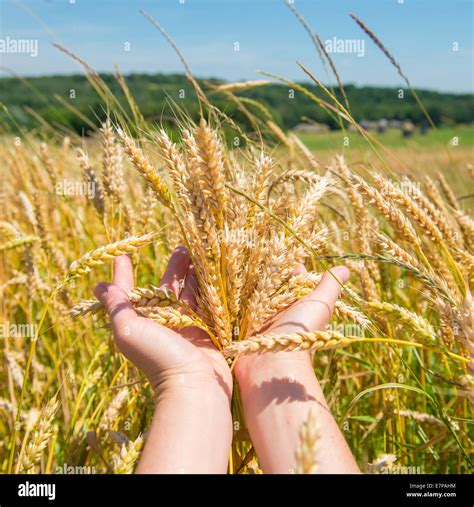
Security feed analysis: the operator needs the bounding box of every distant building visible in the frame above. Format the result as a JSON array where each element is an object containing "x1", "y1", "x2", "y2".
[
  {"x1": 377, "y1": 119, "x2": 389, "y2": 133},
  {"x1": 388, "y1": 120, "x2": 402, "y2": 129},
  {"x1": 292, "y1": 122, "x2": 330, "y2": 133},
  {"x1": 402, "y1": 120, "x2": 415, "y2": 138},
  {"x1": 359, "y1": 119, "x2": 379, "y2": 131},
  {"x1": 420, "y1": 119, "x2": 430, "y2": 135}
]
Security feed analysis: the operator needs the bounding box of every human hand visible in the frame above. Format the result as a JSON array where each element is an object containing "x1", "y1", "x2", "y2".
[
  {"x1": 234, "y1": 264, "x2": 350, "y2": 383},
  {"x1": 233, "y1": 264, "x2": 359, "y2": 474},
  {"x1": 95, "y1": 247, "x2": 234, "y2": 473},
  {"x1": 94, "y1": 247, "x2": 232, "y2": 400}
]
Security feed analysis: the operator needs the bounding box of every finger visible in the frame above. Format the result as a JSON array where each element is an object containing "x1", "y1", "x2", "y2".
[
  {"x1": 95, "y1": 282, "x2": 197, "y2": 377},
  {"x1": 291, "y1": 263, "x2": 307, "y2": 276},
  {"x1": 113, "y1": 255, "x2": 134, "y2": 292},
  {"x1": 298, "y1": 265, "x2": 350, "y2": 325},
  {"x1": 308, "y1": 265, "x2": 350, "y2": 310},
  {"x1": 94, "y1": 282, "x2": 138, "y2": 336},
  {"x1": 158, "y1": 246, "x2": 190, "y2": 296},
  {"x1": 180, "y1": 262, "x2": 198, "y2": 311},
  {"x1": 269, "y1": 265, "x2": 350, "y2": 334}
]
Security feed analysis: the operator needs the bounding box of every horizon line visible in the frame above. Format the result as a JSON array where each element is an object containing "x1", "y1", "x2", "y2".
[{"x1": 0, "y1": 70, "x2": 472, "y2": 96}]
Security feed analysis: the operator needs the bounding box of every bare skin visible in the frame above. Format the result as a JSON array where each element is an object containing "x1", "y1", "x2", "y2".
[
  {"x1": 234, "y1": 264, "x2": 360, "y2": 473},
  {"x1": 95, "y1": 248, "x2": 359, "y2": 474},
  {"x1": 95, "y1": 248, "x2": 232, "y2": 473}
]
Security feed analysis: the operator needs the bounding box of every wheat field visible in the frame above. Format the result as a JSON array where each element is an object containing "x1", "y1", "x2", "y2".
[
  {"x1": 0, "y1": 6, "x2": 473, "y2": 472},
  {"x1": 0, "y1": 104, "x2": 472, "y2": 474}
]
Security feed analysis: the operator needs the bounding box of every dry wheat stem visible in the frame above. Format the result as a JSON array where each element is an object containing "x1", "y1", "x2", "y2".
[
  {"x1": 223, "y1": 330, "x2": 355, "y2": 358},
  {"x1": 0, "y1": 235, "x2": 39, "y2": 252},
  {"x1": 365, "y1": 301, "x2": 437, "y2": 343},
  {"x1": 18, "y1": 398, "x2": 58, "y2": 473},
  {"x1": 69, "y1": 285, "x2": 179, "y2": 317},
  {"x1": 61, "y1": 233, "x2": 155, "y2": 288},
  {"x1": 118, "y1": 129, "x2": 172, "y2": 207},
  {"x1": 295, "y1": 408, "x2": 320, "y2": 474}
]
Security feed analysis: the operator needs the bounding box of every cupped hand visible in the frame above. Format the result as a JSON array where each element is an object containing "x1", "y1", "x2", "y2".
[
  {"x1": 233, "y1": 264, "x2": 359, "y2": 475},
  {"x1": 234, "y1": 264, "x2": 350, "y2": 380},
  {"x1": 94, "y1": 247, "x2": 232, "y2": 400}
]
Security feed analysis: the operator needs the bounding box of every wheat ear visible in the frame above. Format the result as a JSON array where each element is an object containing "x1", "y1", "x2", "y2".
[
  {"x1": 0, "y1": 235, "x2": 39, "y2": 252},
  {"x1": 114, "y1": 435, "x2": 144, "y2": 474},
  {"x1": 100, "y1": 387, "x2": 129, "y2": 430},
  {"x1": 101, "y1": 120, "x2": 124, "y2": 203},
  {"x1": 118, "y1": 130, "x2": 172, "y2": 207},
  {"x1": 138, "y1": 307, "x2": 210, "y2": 333},
  {"x1": 223, "y1": 330, "x2": 355, "y2": 358},
  {"x1": 294, "y1": 408, "x2": 320, "y2": 474},
  {"x1": 63, "y1": 233, "x2": 155, "y2": 287},
  {"x1": 70, "y1": 286, "x2": 179, "y2": 317},
  {"x1": 351, "y1": 173, "x2": 419, "y2": 245},
  {"x1": 19, "y1": 398, "x2": 58, "y2": 473},
  {"x1": 365, "y1": 301, "x2": 436, "y2": 343}
]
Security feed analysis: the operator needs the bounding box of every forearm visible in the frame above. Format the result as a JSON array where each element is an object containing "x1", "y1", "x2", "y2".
[
  {"x1": 136, "y1": 379, "x2": 232, "y2": 474},
  {"x1": 236, "y1": 352, "x2": 360, "y2": 474}
]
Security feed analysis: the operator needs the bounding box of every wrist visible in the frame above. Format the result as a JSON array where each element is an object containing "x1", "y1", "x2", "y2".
[
  {"x1": 139, "y1": 371, "x2": 233, "y2": 474},
  {"x1": 235, "y1": 350, "x2": 314, "y2": 390},
  {"x1": 153, "y1": 368, "x2": 232, "y2": 405}
]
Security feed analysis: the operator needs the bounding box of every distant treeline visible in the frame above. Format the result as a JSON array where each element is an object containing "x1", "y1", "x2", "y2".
[{"x1": 1, "y1": 73, "x2": 472, "y2": 135}]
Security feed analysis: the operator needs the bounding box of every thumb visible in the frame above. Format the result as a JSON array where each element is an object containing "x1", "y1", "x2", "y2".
[
  {"x1": 287, "y1": 265, "x2": 350, "y2": 332},
  {"x1": 94, "y1": 282, "x2": 137, "y2": 337},
  {"x1": 266, "y1": 265, "x2": 350, "y2": 335},
  {"x1": 307, "y1": 265, "x2": 350, "y2": 315}
]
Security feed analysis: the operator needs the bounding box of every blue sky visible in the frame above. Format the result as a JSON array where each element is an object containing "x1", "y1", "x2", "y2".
[{"x1": 0, "y1": 0, "x2": 472, "y2": 92}]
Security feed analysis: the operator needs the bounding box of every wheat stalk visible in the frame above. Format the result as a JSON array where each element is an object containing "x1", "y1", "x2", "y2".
[
  {"x1": 223, "y1": 330, "x2": 355, "y2": 358},
  {"x1": 118, "y1": 129, "x2": 172, "y2": 207},
  {"x1": 294, "y1": 408, "x2": 320, "y2": 474},
  {"x1": 114, "y1": 435, "x2": 144, "y2": 474},
  {"x1": 62, "y1": 233, "x2": 155, "y2": 287},
  {"x1": 100, "y1": 120, "x2": 125, "y2": 204},
  {"x1": 19, "y1": 398, "x2": 58, "y2": 473},
  {"x1": 0, "y1": 235, "x2": 39, "y2": 252},
  {"x1": 365, "y1": 301, "x2": 436, "y2": 343}
]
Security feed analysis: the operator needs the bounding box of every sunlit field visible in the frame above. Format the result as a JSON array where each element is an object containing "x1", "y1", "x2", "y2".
[{"x1": 0, "y1": 2, "x2": 472, "y2": 478}]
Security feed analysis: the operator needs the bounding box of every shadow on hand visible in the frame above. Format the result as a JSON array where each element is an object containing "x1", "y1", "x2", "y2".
[{"x1": 248, "y1": 376, "x2": 316, "y2": 415}]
